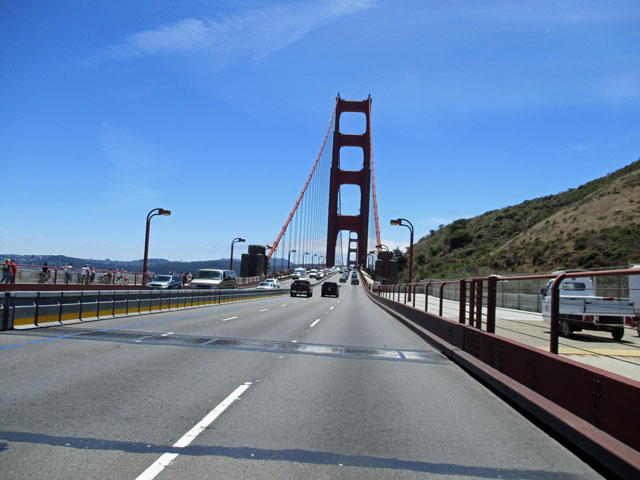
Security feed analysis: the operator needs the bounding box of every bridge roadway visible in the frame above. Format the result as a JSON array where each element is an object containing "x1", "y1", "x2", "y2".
[{"x1": 0, "y1": 282, "x2": 605, "y2": 479}]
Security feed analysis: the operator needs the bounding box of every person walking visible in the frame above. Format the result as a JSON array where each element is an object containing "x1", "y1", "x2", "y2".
[
  {"x1": 65, "y1": 264, "x2": 72, "y2": 284},
  {"x1": 1, "y1": 259, "x2": 11, "y2": 284},
  {"x1": 90, "y1": 267, "x2": 96, "y2": 284}
]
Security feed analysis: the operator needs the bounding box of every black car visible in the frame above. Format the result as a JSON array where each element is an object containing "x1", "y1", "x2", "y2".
[
  {"x1": 339, "y1": 273, "x2": 348, "y2": 283},
  {"x1": 291, "y1": 279, "x2": 312, "y2": 297},
  {"x1": 321, "y1": 281, "x2": 339, "y2": 297}
]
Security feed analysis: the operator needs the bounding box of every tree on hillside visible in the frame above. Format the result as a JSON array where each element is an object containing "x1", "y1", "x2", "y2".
[{"x1": 392, "y1": 247, "x2": 408, "y2": 272}]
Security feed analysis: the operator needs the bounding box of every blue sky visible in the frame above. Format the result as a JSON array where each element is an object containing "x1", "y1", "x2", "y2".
[{"x1": 2, "y1": 0, "x2": 639, "y2": 263}]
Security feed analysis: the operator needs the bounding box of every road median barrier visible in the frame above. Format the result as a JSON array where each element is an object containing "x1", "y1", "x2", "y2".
[
  {"x1": 35, "y1": 291, "x2": 62, "y2": 327},
  {"x1": 1, "y1": 287, "x2": 288, "y2": 332},
  {"x1": 80, "y1": 291, "x2": 99, "y2": 322}
]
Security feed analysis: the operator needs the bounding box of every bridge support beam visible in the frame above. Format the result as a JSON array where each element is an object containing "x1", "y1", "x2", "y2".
[{"x1": 326, "y1": 95, "x2": 371, "y2": 267}]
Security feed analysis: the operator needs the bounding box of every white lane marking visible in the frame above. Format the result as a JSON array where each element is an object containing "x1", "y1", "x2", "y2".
[
  {"x1": 221, "y1": 316, "x2": 238, "y2": 322},
  {"x1": 161, "y1": 332, "x2": 174, "y2": 337},
  {"x1": 310, "y1": 319, "x2": 321, "y2": 328},
  {"x1": 136, "y1": 383, "x2": 251, "y2": 480},
  {"x1": 280, "y1": 304, "x2": 287, "y2": 307},
  {"x1": 330, "y1": 306, "x2": 335, "y2": 310},
  {"x1": 136, "y1": 453, "x2": 179, "y2": 480},
  {"x1": 259, "y1": 308, "x2": 269, "y2": 312},
  {"x1": 173, "y1": 383, "x2": 251, "y2": 448}
]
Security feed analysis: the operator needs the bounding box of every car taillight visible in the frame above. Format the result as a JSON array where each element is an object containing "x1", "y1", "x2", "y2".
[
  {"x1": 625, "y1": 316, "x2": 638, "y2": 326},
  {"x1": 584, "y1": 315, "x2": 593, "y2": 323}
]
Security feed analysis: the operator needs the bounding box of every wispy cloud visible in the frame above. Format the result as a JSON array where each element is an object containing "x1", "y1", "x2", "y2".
[{"x1": 90, "y1": 0, "x2": 375, "y2": 63}]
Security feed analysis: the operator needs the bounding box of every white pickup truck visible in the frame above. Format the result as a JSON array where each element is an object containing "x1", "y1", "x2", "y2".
[{"x1": 541, "y1": 271, "x2": 640, "y2": 341}]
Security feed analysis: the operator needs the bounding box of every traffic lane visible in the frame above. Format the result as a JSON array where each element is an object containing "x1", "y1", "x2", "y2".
[
  {"x1": 0, "y1": 288, "x2": 357, "y2": 479},
  {"x1": 2, "y1": 293, "x2": 604, "y2": 479},
  {"x1": 0, "y1": 327, "x2": 293, "y2": 479},
  {"x1": 304, "y1": 282, "x2": 431, "y2": 351},
  {"x1": 154, "y1": 347, "x2": 603, "y2": 479}
]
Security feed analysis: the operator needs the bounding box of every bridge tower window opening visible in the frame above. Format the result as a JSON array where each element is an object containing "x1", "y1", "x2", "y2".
[
  {"x1": 338, "y1": 146, "x2": 366, "y2": 172},
  {"x1": 338, "y1": 184, "x2": 362, "y2": 216},
  {"x1": 338, "y1": 111, "x2": 367, "y2": 135}
]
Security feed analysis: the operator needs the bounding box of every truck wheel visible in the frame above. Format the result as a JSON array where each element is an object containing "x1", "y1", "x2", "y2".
[
  {"x1": 560, "y1": 320, "x2": 572, "y2": 338},
  {"x1": 612, "y1": 327, "x2": 624, "y2": 341}
]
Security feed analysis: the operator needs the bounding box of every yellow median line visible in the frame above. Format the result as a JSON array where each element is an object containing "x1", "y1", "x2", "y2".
[{"x1": 536, "y1": 346, "x2": 640, "y2": 357}]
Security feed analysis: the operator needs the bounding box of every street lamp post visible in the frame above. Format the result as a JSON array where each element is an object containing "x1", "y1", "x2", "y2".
[
  {"x1": 390, "y1": 218, "x2": 414, "y2": 300},
  {"x1": 312, "y1": 254, "x2": 317, "y2": 268},
  {"x1": 143, "y1": 208, "x2": 171, "y2": 287},
  {"x1": 376, "y1": 244, "x2": 389, "y2": 285},
  {"x1": 303, "y1": 252, "x2": 309, "y2": 268},
  {"x1": 288, "y1": 249, "x2": 296, "y2": 271},
  {"x1": 230, "y1": 237, "x2": 246, "y2": 272}
]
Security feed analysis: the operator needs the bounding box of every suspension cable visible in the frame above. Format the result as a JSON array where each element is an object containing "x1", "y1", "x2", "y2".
[{"x1": 268, "y1": 98, "x2": 338, "y2": 260}]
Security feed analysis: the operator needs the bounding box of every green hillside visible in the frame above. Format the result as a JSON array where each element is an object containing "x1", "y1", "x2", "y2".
[{"x1": 397, "y1": 159, "x2": 640, "y2": 280}]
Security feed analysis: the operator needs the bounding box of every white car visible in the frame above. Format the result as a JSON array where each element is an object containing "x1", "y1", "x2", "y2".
[
  {"x1": 264, "y1": 278, "x2": 280, "y2": 288},
  {"x1": 256, "y1": 281, "x2": 276, "y2": 290}
]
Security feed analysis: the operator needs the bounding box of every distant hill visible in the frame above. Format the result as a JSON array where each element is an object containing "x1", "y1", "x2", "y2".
[
  {"x1": 400, "y1": 158, "x2": 640, "y2": 280},
  {"x1": 0, "y1": 254, "x2": 292, "y2": 275}
]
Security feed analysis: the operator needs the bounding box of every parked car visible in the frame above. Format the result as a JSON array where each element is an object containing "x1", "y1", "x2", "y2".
[
  {"x1": 321, "y1": 281, "x2": 339, "y2": 297},
  {"x1": 291, "y1": 279, "x2": 312, "y2": 297},
  {"x1": 256, "y1": 281, "x2": 276, "y2": 290},
  {"x1": 146, "y1": 275, "x2": 182, "y2": 289}
]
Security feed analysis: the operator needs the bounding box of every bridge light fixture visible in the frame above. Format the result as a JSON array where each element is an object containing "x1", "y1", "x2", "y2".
[
  {"x1": 143, "y1": 208, "x2": 172, "y2": 287},
  {"x1": 230, "y1": 237, "x2": 246, "y2": 272},
  {"x1": 389, "y1": 217, "x2": 414, "y2": 299}
]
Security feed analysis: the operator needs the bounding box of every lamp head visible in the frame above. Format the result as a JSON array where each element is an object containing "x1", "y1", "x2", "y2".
[
  {"x1": 159, "y1": 209, "x2": 171, "y2": 216},
  {"x1": 390, "y1": 219, "x2": 401, "y2": 226}
]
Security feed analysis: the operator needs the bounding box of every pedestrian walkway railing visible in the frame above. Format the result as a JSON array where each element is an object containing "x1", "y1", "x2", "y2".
[
  {"x1": 374, "y1": 268, "x2": 640, "y2": 355},
  {"x1": 365, "y1": 270, "x2": 640, "y2": 476}
]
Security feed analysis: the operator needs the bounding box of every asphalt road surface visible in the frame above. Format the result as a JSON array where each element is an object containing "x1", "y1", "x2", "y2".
[{"x1": 1, "y1": 282, "x2": 606, "y2": 479}]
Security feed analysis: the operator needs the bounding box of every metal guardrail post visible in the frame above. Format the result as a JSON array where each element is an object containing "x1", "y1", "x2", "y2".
[
  {"x1": 487, "y1": 276, "x2": 497, "y2": 333},
  {"x1": 439, "y1": 283, "x2": 446, "y2": 317},
  {"x1": 412, "y1": 284, "x2": 417, "y2": 308},
  {"x1": 475, "y1": 279, "x2": 483, "y2": 329},
  {"x1": 459, "y1": 279, "x2": 466, "y2": 324},
  {"x1": 425, "y1": 282, "x2": 431, "y2": 312},
  {"x1": 469, "y1": 281, "x2": 475, "y2": 325},
  {"x1": 550, "y1": 273, "x2": 566, "y2": 354}
]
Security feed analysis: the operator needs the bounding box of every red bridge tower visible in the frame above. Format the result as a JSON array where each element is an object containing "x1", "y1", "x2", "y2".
[{"x1": 326, "y1": 95, "x2": 371, "y2": 268}]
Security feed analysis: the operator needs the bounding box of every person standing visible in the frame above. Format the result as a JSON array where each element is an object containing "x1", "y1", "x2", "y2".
[
  {"x1": 81, "y1": 265, "x2": 89, "y2": 285},
  {"x1": 1, "y1": 259, "x2": 10, "y2": 284},
  {"x1": 9, "y1": 259, "x2": 17, "y2": 283},
  {"x1": 65, "y1": 264, "x2": 72, "y2": 284},
  {"x1": 89, "y1": 267, "x2": 95, "y2": 284}
]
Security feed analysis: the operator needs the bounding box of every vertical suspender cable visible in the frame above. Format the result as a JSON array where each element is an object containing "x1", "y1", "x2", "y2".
[{"x1": 267, "y1": 100, "x2": 337, "y2": 260}]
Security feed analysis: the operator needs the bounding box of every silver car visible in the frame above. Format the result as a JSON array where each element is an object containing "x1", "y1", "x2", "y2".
[{"x1": 147, "y1": 275, "x2": 182, "y2": 289}]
